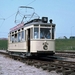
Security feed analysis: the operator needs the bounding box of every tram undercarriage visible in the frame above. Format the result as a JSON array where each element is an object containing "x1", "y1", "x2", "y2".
[{"x1": 8, "y1": 50, "x2": 55, "y2": 57}]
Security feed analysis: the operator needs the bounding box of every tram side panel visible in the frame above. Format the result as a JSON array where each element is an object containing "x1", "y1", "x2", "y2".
[{"x1": 8, "y1": 42, "x2": 27, "y2": 52}]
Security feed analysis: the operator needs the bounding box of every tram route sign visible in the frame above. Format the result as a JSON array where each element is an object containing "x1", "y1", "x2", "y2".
[{"x1": 10, "y1": 22, "x2": 24, "y2": 31}]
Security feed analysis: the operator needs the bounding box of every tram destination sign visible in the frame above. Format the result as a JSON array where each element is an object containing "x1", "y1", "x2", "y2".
[{"x1": 10, "y1": 22, "x2": 24, "y2": 31}]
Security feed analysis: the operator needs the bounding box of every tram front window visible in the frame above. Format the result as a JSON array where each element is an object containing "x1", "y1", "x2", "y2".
[
  {"x1": 34, "y1": 28, "x2": 39, "y2": 39},
  {"x1": 40, "y1": 28, "x2": 50, "y2": 39}
]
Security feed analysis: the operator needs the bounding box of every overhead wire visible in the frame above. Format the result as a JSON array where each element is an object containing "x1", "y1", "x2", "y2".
[
  {"x1": 0, "y1": 12, "x2": 16, "y2": 29},
  {"x1": 0, "y1": 13, "x2": 5, "y2": 19},
  {"x1": 5, "y1": 12, "x2": 17, "y2": 20},
  {"x1": 27, "y1": 0, "x2": 36, "y2": 6},
  {"x1": 0, "y1": 20, "x2": 5, "y2": 28}
]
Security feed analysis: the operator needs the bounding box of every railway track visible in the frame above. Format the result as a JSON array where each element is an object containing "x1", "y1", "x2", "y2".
[
  {"x1": 55, "y1": 51, "x2": 75, "y2": 58},
  {"x1": 0, "y1": 50, "x2": 75, "y2": 75}
]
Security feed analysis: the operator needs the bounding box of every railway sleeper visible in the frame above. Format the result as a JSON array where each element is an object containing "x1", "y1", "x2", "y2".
[
  {"x1": 41, "y1": 63, "x2": 48, "y2": 66},
  {"x1": 56, "y1": 66, "x2": 63, "y2": 73},
  {"x1": 34, "y1": 63, "x2": 41, "y2": 68},
  {"x1": 63, "y1": 67, "x2": 72, "y2": 75},
  {"x1": 47, "y1": 65, "x2": 56, "y2": 72},
  {"x1": 70, "y1": 72, "x2": 75, "y2": 75},
  {"x1": 63, "y1": 63, "x2": 70, "y2": 67},
  {"x1": 72, "y1": 69, "x2": 75, "y2": 73},
  {"x1": 21, "y1": 58, "x2": 26, "y2": 63},
  {"x1": 25, "y1": 60, "x2": 33, "y2": 65},
  {"x1": 29, "y1": 61, "x2": 35, "y2": 66},
  {"x1": 41, "y1": 65, "x2": 48, "y2": 70},
  {"x1": 13, "y1": 57, "x2": 18, "y2": 60},
  {"x1": 62, "y1": 62, "x2": 68, "y2": 64},
  {"x1": 17, "y1": 57, "x2": 22, "y2": 61},
  {"x1": 70, "y1": 65, "x2": 75, "y2": 71}
]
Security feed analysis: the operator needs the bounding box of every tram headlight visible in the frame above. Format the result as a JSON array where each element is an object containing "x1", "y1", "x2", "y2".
[{"x1": 42, "y1": 17, "x2": 48, "y2": 23}]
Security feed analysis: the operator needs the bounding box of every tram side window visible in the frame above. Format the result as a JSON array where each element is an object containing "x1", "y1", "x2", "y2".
[
  {"x1": 12, "y1": 35, "x2": 14, "y2": 43},
  {"x1": 34, "y1": 28, "x2": 39, "y2": 39},
  {"x1": 18, "y1": 32, "x2": 21, "y2": 42},
  {"x1": 14, "y1": 34, "x2": 17, "y2": 42},
  {"x1": 10, "y1": 35, "x2": 12, "y2": 41},
  {"x1": 25, "y1": 30, "x2": 26, "y2": 40},
  {"x1": 22, "y1": 31, "x2": 24, "y2": 41}
]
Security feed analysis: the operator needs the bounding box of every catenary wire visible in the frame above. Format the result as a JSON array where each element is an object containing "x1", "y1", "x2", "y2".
[{"x1": 27, "y1": 0, "x2": 36, "y2": 6}]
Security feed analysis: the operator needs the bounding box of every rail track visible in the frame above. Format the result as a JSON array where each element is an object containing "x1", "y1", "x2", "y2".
[
  {"x1": 0, "y1": 50, "x2": 75, "y2": 75},
  {"x1": 55, "y1": 51, "x2": 75, "y2": 58}
]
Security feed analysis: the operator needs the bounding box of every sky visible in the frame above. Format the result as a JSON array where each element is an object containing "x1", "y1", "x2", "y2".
[{"x1": 0, "y1": 0, "x2": 75, "y2": 38}]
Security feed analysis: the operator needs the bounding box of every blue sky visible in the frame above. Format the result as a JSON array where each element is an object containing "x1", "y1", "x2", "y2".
[{"x1": 0, "y1": 0, "x2": 75, "y2": 38}]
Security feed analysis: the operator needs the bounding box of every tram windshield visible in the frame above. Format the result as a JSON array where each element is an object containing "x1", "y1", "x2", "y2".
[
  {"x1": 40, "y1": 28, "x2": 51, "y2": 39},
  {"x1": 34, "y1": 28, "x2": 51, "y2": 39}
]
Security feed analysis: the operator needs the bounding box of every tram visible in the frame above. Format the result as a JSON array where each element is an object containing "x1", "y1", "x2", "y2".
[
  {"x1": 8, "y1": 6, "x2": 56, "y2": 57},
  {"x1": 8, "y1": 17, "x2": 56, "y2": 57}
]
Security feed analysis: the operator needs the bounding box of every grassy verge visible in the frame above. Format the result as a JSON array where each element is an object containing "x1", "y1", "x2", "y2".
[
  {"x1": 0, "y1": 40, "x2": 8, "y2": 50},
  {"x1": 55, "y1": 39, "x2": 75, "y2": 51}
]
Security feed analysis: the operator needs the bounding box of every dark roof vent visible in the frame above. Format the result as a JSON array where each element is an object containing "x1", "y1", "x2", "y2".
[
  {"x1": 49, "y1": 19, "x2": 53, "y2": 23},
  {"x1": 42, "y1": 17, "x2": 48, "y2": 23}
]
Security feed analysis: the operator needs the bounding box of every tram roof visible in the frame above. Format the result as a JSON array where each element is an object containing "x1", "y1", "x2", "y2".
[
  {"x1": 10, "y1": 19, "x2": 55, "y2": 32},
  {"x1": 24, "y1": 21, "x2": 55, "y2": 27}
]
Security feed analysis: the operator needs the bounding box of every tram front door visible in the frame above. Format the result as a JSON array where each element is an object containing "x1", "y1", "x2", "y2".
[{"x1": 26, "y1": 29, "x2": 30, "y2": 53}]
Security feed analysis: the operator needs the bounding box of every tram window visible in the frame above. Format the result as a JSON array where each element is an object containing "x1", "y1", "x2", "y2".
[
  {"x1": 12, "y1": 35, "x2": 14, "y2": 43},
  {"x1": 40, "y1": 28, "x2": 50, "y2": 39},
  {"x1": 25, "y1": 30, "x2": 26, "y2": 40},
  {"x1": 52, "y1": 28, "x2": 55, "y2": 39},
  {"x1": 30, "y1": 28, "x2": 33, "y2": 39},
  {"x1": 14, "y1": 34, "x2": 17, "y2": 42},
  {"x1": 34, "y1": 28, "x2": 39, "y2": 39},
  {"x1": 18, "y1": 32, "x2": 21, "y2": 42},
  {"x1": 10, "y1": 35, "x2": 12, "y2": 41},
  {"x1": 22, "y1": 31, "x2": 24, "y2": 41}
]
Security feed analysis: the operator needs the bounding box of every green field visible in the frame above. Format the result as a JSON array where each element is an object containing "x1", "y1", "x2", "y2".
[
  {"x1": 0, "y1": 39, "x2": 75, "y2": 51},
  {"x1": 55, "y1": 39, "x2": 75, "y2": 51},
  {"x1": 0, "y1": 40, "x2": 8, "y2": 50}
]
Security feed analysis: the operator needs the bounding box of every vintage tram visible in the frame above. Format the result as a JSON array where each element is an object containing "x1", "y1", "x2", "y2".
[{"x1": 8, "y1": 17, "x2": 56, "y2": 57}]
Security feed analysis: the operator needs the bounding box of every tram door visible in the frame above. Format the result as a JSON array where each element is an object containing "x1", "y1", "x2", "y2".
[{"x1": 27, "y1": 29, "x2": 30, "y2": 52}]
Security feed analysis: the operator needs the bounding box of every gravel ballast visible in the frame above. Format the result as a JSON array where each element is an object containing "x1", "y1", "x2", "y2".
[{"x1": 0, "y1": 54, "x2": 61, "y2": 75}]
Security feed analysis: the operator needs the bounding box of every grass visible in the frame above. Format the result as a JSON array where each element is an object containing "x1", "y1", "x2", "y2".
[
  {"x1": 55, "y1": 39, "x2": 75, "y2": 51},
  {"x1": 0, "y1": 40, "x2": 8, "y2": 50}
]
